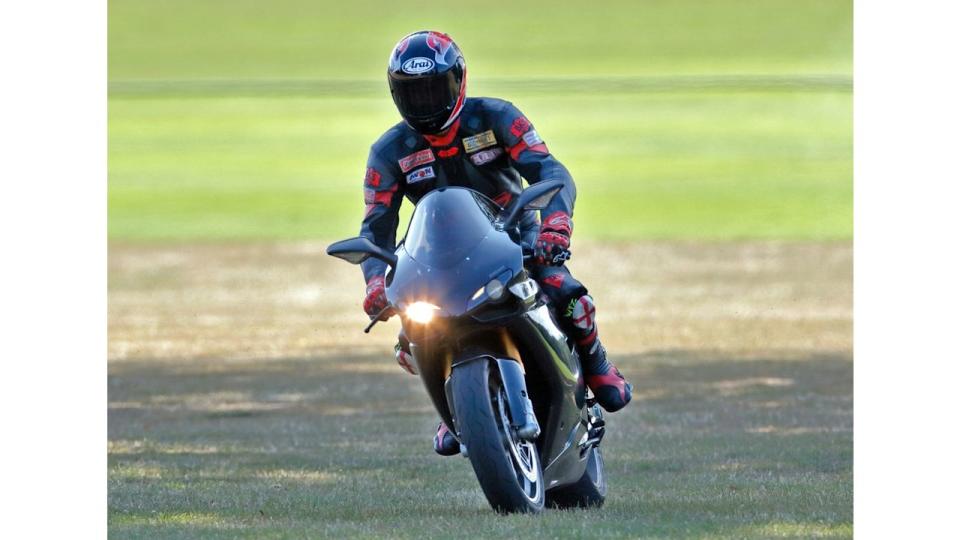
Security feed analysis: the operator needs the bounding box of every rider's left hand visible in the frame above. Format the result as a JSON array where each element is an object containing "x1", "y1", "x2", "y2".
[{"x1": 533, "y1": 211, "x2": 573, "y2": 266}]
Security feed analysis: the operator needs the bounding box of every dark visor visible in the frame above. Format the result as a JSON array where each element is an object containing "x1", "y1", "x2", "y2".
[{"x1": 392, "y1": 71, "x2": 459, "y2": 119}]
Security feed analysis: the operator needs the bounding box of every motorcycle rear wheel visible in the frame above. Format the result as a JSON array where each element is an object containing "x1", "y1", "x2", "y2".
[{"x1": 451, "y1": 359, "x2": 545, "y2": 514}]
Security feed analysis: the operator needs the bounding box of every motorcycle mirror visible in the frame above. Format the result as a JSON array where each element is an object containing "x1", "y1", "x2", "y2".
[
  {"x1": 498, "y1": 180, "x2": 566, "y2": 230},
  {"x1": 326, "y1": 237, "x2": 399, "y2": 268}
]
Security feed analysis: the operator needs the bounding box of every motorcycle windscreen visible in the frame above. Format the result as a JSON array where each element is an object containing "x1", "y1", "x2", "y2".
[
  {"x1": 403, "y1": 188, "x2": 500, "y2": 268},
  {"x1": 388, "y1": 188, "x2": 523, "y2": 316}
]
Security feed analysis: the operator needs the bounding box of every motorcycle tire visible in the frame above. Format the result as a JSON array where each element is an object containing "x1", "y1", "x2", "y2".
[
  {"x1": 451, "y1": 358, "x2": 545, "y2": 514},
  {"x1": 545, "y1": 445, "x2": 607, "y2": 508}
]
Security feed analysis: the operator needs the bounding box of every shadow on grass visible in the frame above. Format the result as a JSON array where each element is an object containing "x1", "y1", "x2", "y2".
[{"x1": 109, "y1": 349, "x2": 852, "y2": 538}]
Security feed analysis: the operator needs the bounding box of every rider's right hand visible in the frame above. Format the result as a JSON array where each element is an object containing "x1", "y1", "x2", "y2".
[{"x1": 363, "y1": 276, "x2": 390, "y2": 320}]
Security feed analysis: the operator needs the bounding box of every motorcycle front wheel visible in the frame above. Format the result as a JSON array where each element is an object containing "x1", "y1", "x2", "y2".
[{"x1": 451, "y1": 358, "x2": 545, "y2": 514}]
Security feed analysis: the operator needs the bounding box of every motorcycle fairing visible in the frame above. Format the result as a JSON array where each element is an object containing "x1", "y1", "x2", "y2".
[{"x1": 386, "y1": 187, "x2": 522, "y2": 317}]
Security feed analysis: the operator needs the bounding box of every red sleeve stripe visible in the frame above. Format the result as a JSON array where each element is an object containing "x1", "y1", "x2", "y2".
[
  {"x1": 507, "y1": 140, "x2": 549, "y2": 160},
  {"x1": 364, "y1": 182, "x2": 398, "y2": 207},
  {"x1": 373, "y1": 190, "x2": 393, "y2": 206}
]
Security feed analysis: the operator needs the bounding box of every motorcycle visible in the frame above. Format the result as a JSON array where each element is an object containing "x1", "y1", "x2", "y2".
[{"x1": 326, "y1": 180, "x2": 607, "y2": 513}]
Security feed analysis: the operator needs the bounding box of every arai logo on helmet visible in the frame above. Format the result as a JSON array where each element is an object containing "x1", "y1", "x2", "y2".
[{"x1": 401, "y1": 57, "x2": 434, "y2": 74}]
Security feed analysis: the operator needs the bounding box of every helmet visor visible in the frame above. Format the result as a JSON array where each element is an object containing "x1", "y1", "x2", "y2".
[{"x1": 391, "y1": 70, "x2": 460, "y2": 120}]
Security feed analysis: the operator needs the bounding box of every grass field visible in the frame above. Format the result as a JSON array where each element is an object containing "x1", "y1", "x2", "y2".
[
  {"x1": 108, "y1": 0, "x2": 851, "y2": 242},
  {"x1": 109, "y1": 0, "x2": 852, "y2": 537},
  {"x1": 109, "y1": 91, "x2": 851, "y2": 241},
  {"x1": 108, "y1": 241, "x2": 852, "y2": 538}
]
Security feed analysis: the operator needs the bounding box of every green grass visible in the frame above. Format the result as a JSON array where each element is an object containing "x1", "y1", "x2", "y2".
[
  {"x1": 108, "y1": 351, "x2": 852, "y2": 538},
  {"x1": 108, "y1": 91, "x2": 851, "y2": 241},
  {"x1": 108, "y1": 0, "x2": 852, "y2": 242},
  {"x1": 109, "y1": 0, "x2": 851, "y2": 80}
]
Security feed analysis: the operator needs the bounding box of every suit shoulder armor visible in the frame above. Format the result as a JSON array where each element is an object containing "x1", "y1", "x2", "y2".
[
  {"x1": 469, "y1": 96, "x2": 512, "y2": 114},
  {"x1": 370, "y1": 122, "x2": 417, "y2": 159}
]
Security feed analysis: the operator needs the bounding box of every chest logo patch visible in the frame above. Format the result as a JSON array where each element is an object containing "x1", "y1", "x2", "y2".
[
  {"x1": 406, "y1": 166, "x2": 436, "y2": 184},
  {"x1": 398, "y1": 149, "x2": 435, "y2": 173},
  {"x1": 462, "y1": 130, "x2": 498, "y2": 153},
  {"x1": 470, "y1": 147, "x2": 504, "y2": 166}
]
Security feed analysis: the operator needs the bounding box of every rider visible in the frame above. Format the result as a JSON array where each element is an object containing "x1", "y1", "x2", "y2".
[{"x1": 358, "y1": 31, "x2": 632, "y2": 455}]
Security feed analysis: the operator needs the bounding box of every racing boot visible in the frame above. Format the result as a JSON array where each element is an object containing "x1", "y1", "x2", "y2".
[
  {"x1": 582, "y1": 342, "x2": 632, "y2": 412},
  {"x1": 564, "y1": 294, "x2": 633, "y2": 412},
  {"x1": 433, "y1": 422, "x2": 460, "y2": 456}
]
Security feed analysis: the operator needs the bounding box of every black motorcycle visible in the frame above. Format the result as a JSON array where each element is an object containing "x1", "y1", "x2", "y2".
[{"x1": 327, "y1": 181, "x2": 607, "y2": 513}]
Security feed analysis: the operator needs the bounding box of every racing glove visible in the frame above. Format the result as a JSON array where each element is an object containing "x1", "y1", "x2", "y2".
[
  {"x1": 363, "y1": 275, "x2": 390, "y2": 320},
  {"x1": 533, "y1": 211, "x2": 572, "y2": 266}
]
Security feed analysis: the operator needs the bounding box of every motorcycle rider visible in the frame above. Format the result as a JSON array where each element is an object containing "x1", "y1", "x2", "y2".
[{"x1": 358, "y1": 31, "x2": 632, "y2": 455}]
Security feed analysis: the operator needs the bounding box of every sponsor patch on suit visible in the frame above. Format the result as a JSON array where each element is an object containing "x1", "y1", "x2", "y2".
[
  {"x1": 462, "y1": 130, "x2": 498, "y2": 153},
  {"x1": 522, "y1": 130, "x2": 543, "y2": 147},
  {"x1": 364, "y1": 167, "x2": 381, "y2": 187},
  {"x1": 398, "y1": 149, "x2": 435, "y2": 173},
  {"x1": 510, "y1": 116, "x2": 532, "y2": 137},
  {"x1": 469, "y1": 147, "x2": 504, "y2": 166},
  {"x1": 406, "y1": 166, "x2": 436, "y2": 184}
]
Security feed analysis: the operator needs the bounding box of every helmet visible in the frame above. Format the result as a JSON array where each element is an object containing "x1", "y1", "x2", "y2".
[{"x1": 388, "y1": 31, "x2": 466, "y2": 134}]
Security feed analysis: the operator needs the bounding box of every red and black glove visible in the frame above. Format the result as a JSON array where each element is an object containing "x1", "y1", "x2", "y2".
[
  {"x1": 363, "y1": 275, "x2": 391, "y2": 320},
  {"x1": 533, "y1": 211, "x2": 573, "y2": 266}
]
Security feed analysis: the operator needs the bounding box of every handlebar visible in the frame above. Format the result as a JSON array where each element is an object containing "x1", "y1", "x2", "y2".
[{"x1": 364, "y1": 305, "x2": 395, "y2": 333}]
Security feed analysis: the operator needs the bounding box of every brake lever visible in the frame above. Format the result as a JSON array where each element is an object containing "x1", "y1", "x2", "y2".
[{"x1": 364, "y1": 306, "x2": 395, "y2": 334}]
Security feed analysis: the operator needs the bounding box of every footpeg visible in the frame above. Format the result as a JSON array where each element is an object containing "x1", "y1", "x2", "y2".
[
  {"x1": 579, "y1": 410, "x2": 605, "y2": 455},
  {"x1": 587, "y1": 418, "x2": 605, "y2": 445}
]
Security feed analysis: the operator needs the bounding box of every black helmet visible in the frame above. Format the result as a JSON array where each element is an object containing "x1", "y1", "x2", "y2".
[{"x1": 388, "y1": 31, "x2": 466, "y2": 134}]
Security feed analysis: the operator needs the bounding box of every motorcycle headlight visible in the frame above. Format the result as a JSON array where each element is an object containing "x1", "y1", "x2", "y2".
[
  {"x1": 470, "y1": 276, "x2": 508, "y2": 306},
  {"x1": 485, "y1": 278, "x2": 505, "y2": 301},
  {"x1": 405, "y1": 301, "x2": 440, "y2": 324}
]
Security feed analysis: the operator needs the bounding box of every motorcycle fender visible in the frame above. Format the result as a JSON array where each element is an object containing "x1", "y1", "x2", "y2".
[
  {"x1": 443, "y1": 353, "x2": 492, "y2": 440},
  {"x1": 447, "y1": 355, "x2": 540, "y2": 441}
]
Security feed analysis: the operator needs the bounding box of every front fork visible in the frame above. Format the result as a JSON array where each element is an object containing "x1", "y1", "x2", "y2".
[{"x1": 495, "y1": 358, "x2": 541, "y2": 440}]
